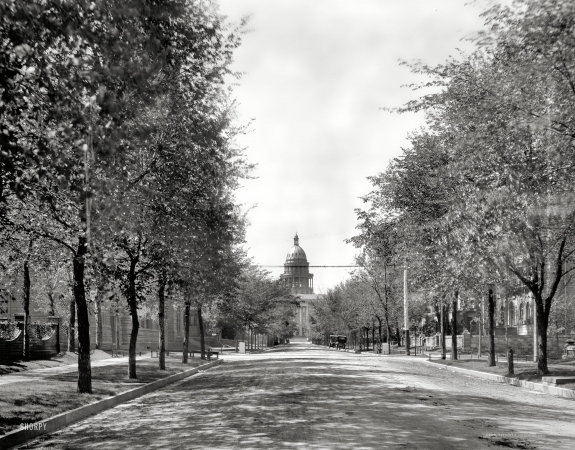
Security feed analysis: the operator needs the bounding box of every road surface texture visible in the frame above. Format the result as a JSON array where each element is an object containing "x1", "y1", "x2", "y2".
[{"x1": 19, "y1": 342, "x2": 575, "y2": 450}]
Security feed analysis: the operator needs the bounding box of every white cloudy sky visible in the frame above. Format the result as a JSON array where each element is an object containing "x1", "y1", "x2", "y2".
[{"x1": 217, "y1": 0, "x2": 493, "y2": 292}]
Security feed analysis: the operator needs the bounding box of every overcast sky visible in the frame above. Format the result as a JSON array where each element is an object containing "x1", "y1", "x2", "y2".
[{"x1": 217, "y1": 0, "x2": 492, "y2": 292}]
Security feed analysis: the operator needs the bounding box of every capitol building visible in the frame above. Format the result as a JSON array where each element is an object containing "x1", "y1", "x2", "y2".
[{"x1": 280, "y1": 233, "x2": 317, "y2": 337}]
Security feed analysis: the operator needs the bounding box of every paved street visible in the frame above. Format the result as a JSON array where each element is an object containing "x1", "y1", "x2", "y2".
[{"x1": 21, "y1": 342, "x2": 575, "y2": 450}]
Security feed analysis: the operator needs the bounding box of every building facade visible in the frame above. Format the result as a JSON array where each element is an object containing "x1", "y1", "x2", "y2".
[
  {"x1": 1, "y1": 276, "x2": 216, "y2": 355},
  {"x1": 280, "y1": 233, "x2": 316, "y2": 337}
]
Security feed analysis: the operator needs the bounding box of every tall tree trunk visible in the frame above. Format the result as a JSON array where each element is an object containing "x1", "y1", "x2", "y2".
[
  {"x1": 48, "y1": 292, "x2": 55, "y2": 317},
  {"x1": 534, "y1": 295, "x2": 549, "y2": 375},
  {"x1": 365, "y1": 327, "x2": 369, "y2": 351},
  {"x1": 158, "y1": 272, "x2": 166, "y2": 370},
  {"x1": 451, "y1": 291, "x2": 458, "y2": 360},
  {"x1": 127, "y1": 258, "x2": 139, "y2": 379},
  {"x1": 182, "y1": 301, "x2": 190, "y2": 363},
  {"x1": 435, "y1": 299, "x2": 441, "y2": 332},
  {"x1": 234, "y1": 326, "x2": 239, "y2": 352},
  {"x1": 386, "y1": 315, "x2": 391, "y2": 353},
  {"x1": 68, "y1": 296, "x2": 76, "y2": 353},
  {"x1": 478, "y1": 297, "x2": 483, "y2": 358},
  {"x1": 505, "y1": 297, "x2": 509, "y2": 349},
  {"x1": 73, "y1": 235, "x2": 92, "y2": 393},
  {"x1": 95, "y1": 293, "x2": 102, "y2": 350},
  {"x1": 488, "y1": 286, "x2": 496, "y2": 367},
  {"x1": 22, "y1": 242, "x2": 31, "y2": 361},
  {"x1": 74, "y1": 146, "x2": 93, "y2": 394},
  {"x1": 441, "y1": 303, "x2": 446, "y2": 360},
  {"x1": 377, "y1": 316, "x2": 382, "y2": 352},
  {"x1": 197, "y1": 306, "x2": 206, "y2": 360}
]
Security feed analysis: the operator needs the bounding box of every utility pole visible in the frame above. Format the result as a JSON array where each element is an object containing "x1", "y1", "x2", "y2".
[
  {"x1": 478, "y1": 297, "x2": 483, "y2": 358},
  {"x1": 404, "y1": 267, "x2": 410, "y2": 356},
  {"x1": 451, "y1": 291, "x2": 458, "y2": 360},
  {"x1": 441, "y1": 297, "x2": 446, "y2": 360},
  {"x1": 533, "y1": 300, "x2": 538, "y2": 363}
]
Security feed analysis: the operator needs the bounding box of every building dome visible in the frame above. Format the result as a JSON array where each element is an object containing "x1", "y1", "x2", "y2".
[
  {"x1": 280, "y1": 233, "x2": 314, "y2": 295},
  {"x1": 285, "y1": 233, "x2": 308, "y2": 264},
  {"x1": 286, "y1": 245, "x2": 307, "y2": 263}
]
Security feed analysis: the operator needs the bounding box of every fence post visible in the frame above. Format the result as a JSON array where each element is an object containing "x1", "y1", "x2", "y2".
[
  {"x1": 49, "y1": 317, "x2": 61, "y2": 355},
  {"x1": 507, "y1": 348, "x2": 514, "y2": 376},
  {"x1": 56, "y1": 321, "x2": 60, "y2": 354}
]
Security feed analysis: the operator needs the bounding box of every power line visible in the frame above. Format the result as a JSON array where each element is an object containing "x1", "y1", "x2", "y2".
[{"x1": 258, "y1": 265, "x2": 359, "y2": 268}]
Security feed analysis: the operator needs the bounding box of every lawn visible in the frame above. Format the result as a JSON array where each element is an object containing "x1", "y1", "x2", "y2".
[
  {"x1": 431, "y1": 357, "x2": 575, "y2": 388},
  {"x1": 0, "y1": 355, "x2": 208, "y2": 436},
  {"x1": 0, "y1": 350, "x2": 113, "y2": 375}
]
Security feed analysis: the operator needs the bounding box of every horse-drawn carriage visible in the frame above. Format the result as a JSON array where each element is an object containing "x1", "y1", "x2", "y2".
[{"x1": 328, "y1": 335, "x2": 347, "y2": 350}]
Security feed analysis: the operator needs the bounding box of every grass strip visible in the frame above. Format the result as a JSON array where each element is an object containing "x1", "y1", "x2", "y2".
[
  {"x1": 432, "y1": 358, "x2": 575, "y2": 390},
  {"x1": 0, "y1": 355, "x2": 205, "y2": 435}
]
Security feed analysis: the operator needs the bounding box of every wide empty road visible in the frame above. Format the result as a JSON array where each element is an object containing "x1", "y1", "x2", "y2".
[{"x1": 22, "y1": 343, "x2": 575, "y2": 449}]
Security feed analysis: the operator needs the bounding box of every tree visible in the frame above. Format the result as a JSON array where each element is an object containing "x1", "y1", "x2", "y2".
[
  {"x1": 218, "y1": 262, "x2": 293, "y2": 349},
  {"x1": 1, "y1": 0, "x2": 198, "y2": 393},
  {"x1": 371, "y1": 0, "x2": 575, "y2": 374},
  {"x1": 350, "y1": 251, "x2": 404, "y2": 353}
]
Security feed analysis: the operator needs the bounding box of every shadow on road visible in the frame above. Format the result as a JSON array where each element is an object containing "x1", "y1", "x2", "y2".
[{"x1": 26, "y1": 347, "x2": 575, "y2": 449}]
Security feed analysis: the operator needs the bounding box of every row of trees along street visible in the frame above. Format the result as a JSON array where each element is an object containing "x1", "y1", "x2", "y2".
[
  {"x1": 0, "y1": 0, "x2": 297, "y2": 394},
  {"x1": 217, "y1": 265, "x2": 299, "y2": 349},
  {"x1": 309, "y1": 261, "x2": 434, "y2": 354},
  {"x1": 314, "y1": 0, "x2": 575, "y2": 375}
]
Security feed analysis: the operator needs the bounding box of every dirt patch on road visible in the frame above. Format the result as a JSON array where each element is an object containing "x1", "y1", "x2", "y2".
[{"x1": 479, "y1": 434, "x2": 537, "y2": 449}]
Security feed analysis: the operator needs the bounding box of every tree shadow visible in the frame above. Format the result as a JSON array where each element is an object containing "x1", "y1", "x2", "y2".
[{"x1": 27, "y1": 354, "x2": 575, "y2": 449}]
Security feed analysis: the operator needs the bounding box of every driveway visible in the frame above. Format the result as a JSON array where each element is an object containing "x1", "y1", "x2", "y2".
[{"x1": 20, "y1": 342, "x2": 575, "y2": 449}]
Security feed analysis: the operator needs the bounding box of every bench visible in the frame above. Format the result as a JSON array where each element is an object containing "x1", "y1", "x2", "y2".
[{"x1": 189, "y1": 350, "x2": 219, "y2": 360}]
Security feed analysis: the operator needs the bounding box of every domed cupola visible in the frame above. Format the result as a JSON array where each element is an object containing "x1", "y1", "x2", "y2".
[
  {"x1": 286, "y1": 233, "x2": 308, "y2": 264},
  {"x1": 280, "y1": 233, "x2": 314, "y2": 294}
]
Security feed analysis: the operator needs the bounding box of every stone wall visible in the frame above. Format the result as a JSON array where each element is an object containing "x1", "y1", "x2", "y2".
[
  {"x1": 470, "y1": 333, "x2": 575, "y2": 357},
  {"x1": 425, "y1": 332, "x2": 575, "y2": 358},
  {"x1": 0, "y1": 323, "x2": 65, "y2": 362},
  {"x1": 427, "y1": 331, "x2": 472, "y2": 351},
  {"x1": 471, "y1": 335, "x2": 533, "y2": 356},
  {"x1": 3, "y1": 298, "x2": 214, "y2": 355}
]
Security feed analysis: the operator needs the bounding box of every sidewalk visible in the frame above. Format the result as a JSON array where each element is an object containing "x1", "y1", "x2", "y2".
[
  {"x1": 426, "y1": 351, "x2": 575, "y2": 370},
  {"x1": 0, "y1": 354, "x2": 152, "y2": 386}
]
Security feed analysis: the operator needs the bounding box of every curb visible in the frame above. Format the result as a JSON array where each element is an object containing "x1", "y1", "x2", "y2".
[
  {"x1": 1, "y1": 359, "x2": 223, "y2": 449},
  {"x1": 424, "y1": 360, "x2": 575, "y2": 400},
  {"x1": 346, "y1": 350, "x2": 426, "y2": 358}
]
